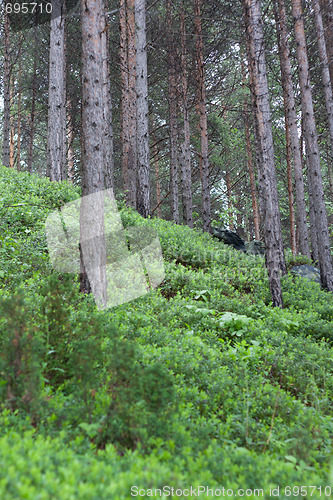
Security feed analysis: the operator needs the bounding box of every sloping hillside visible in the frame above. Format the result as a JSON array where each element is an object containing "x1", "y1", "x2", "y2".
[{"x1": 0, "y1": 166, "x2": 333, "y2": 498}]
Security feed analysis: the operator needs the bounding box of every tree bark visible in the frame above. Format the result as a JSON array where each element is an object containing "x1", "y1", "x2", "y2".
[
  {"x1": 48, "y1": 0, "x2": 66, "y2": 182},
  {"x1": 17, "y1": 29, "x2": 22, "y2": 172},
  {"x1": 9, "y1": 74, "x2": 15, "y2": 169},
  {"x1": 2, "y1": 4, "x2": 10, "y2": 168},
  {"x1": 119, "y1": 0, "x2": 130, "y2": 193},
  {"x1": 81, "y1": 0, "x2": 108, "y2": 307},
  {"x1": 312, "y1": 0, "x2": 333, "y2": 201},
  {"x1": 292, "y1": 0, "x2": 333, "y2": 291},
  {"x1": 225, "y1": 169, "x2": 234, "y2": 230},
  {"x1": 285, "y1": 120, "x2": 297, "y2": 254},
  {"x1": 320, "y1": 0, "x2": 333, "y2": 86},
  {"x1": 102, "y1": 24, "x2": 114, "y2": 190},
  {"x1": 194, "y1": 0, "x2": 211, "y2": 233},
  {"x1": 27, "y1": 22, "x2": 38, "y2": 174},
  {"x1": 135, "y1": 0, "x2": 150, "y2": 217},
  {"x1": 127, "y1": 0, "x2": 137, "y2": 208},
  {"x1": 179, "y1": 2, "x2": 193, "y2": 228},
  {"x1": 166, "y1": 0, "x2": 180, "y2": 224},
  {"x1": 241, "y1": 57, "x2": 260, "y2": 240},
  {"x1": 244, "y1": 0, "x2": 287, "y2": 308},
  {"x1": 274, "y1": 0, "x2": 310, "y2": 257}
]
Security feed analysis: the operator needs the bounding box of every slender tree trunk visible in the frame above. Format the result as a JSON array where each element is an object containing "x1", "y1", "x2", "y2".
[
  {"x1": 179, "y1": 2, "x2": 193, "y2": 228},
  {"x1": 102, "y1": 25, "x2": 114, "y2": 190},
  {"x1": 119, "y1": 0, "x2": 130, "y2": 193},
  {"x1": 244, "y1": 0, "x2": 287, "y2": 308},
  {"x1": 48, "y1": 0, "x2": 66, "y2": 182},
  {"x1": 127, "y1": 0, "x2": 137, "y2": 207},
  {"x1": 80, "y1": 0, "x2": 108, "y2": 307},
  {"x1": 274, "y1": 0, "x2": 310, "y2": 257},
  {"x1": 320, "y1": 0, "x2": 333, "y2": 86},
  {"x1": 241, "y1": 58, "x2": 260, "y2": 240},
  {"x1": 166, "y1": 0, "x2": 179, "y2": 224},
  {"x1": 152, "y1": 137, "x2": 161, "y2": 218},
  {"x1": 312, "y1": 0, "x2": 333, "y2": 201},
  {"x1": 285, "y1": 121, "x2": 297, "y2": 254},
  {"x1": 2, "y1": 5, "x2": 10, "y2": 168},
  {"x1": 135, "y1": 0, "x2": 150, "y2": 217},
  {"x1": 245, "y1": 46, "x2": 265, "y2": 229},
  {"x1": 67, "y1": 98, "x2": 75, "y2": 182},
  {"x1": 28, "y1": 22, "x2": 38, "y2": 174},
  {"x1": 194, "y1": 0, "x2": 211, "y2": 233},
  {"x1": 292, "y1": 0, "x2": 333, "y2": 291},
  {"x1": 225, "y1": 170, "x2": 234, "y2": 230},
  {"x1": 17, "y1": 29, "x2": 22, "y2": 172},
  {"x1": 9, "y1": 75, "x2": 15, "y2": 169}
]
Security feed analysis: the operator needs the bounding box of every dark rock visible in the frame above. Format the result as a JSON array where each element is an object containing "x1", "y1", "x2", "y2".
[
  {"x1": 290, "y1": 264, "x2": 321, "y2": 285},
  {"x1": 245, "y1": 240, "x2": 265, "y2": 256},
  {"x1": 212, "y1": 227, "x2": 246, "y2": 252}
]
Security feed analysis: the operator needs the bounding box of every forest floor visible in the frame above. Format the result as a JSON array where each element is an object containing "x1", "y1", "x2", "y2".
[{"x1": 0, "y1": 165, "x2": 333, "y2": 499}]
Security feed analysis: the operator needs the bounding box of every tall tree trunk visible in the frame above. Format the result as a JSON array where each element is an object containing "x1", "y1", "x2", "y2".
[
  {"x1": 179, "y1": 2, "x2": 193, "y2": 228},
  {"x1": 151, "y1": 132, "x2": 161, "y2": 218},
  {"x1": 244, "y1": 0, "x2": 287, "y2": 308},
  {"x1": 67, "y1": 98, "x2": 75, "y2": 182},
  {"x1": 320, "y1": 0, "x2": 333, "y2": 86},
  {"x1": 80, "y1": 0, "x2": 108, "y2": 307},
  {"x1": 135, "y1": 0, "x2": 150, "y2": 217},
  {"x1": 225, "y1": 169, "x2": 234, "y2": 230},
  {"x1": 312, "y1": 0, "x2": 333, "y2": 201},
  {"x1": 9, "y1": 74, "x2": 15, "y2": 169},
  {"x1": 241, "y1": 57, "x2": 260, "y2": 240},
  {"x1": 102, "y1": 25, "x2": 114, "y2": 190},
  {"x1": 274, "y1": 0, "x2": 310, "y2": 257},
  {"x1": 292, "y1": 0, "x2": 333, "y2": 291},
  {"x1": 2, "y1": 4, "x2": 10, "y2": 168},
  {"x1": 194, "y1": 0, "x2": 211, "y2": 233},
  {"x1": 285, "y1": 121, "x2": 297, "y2": 254},
  {"x1": 17, "y1": 29, "x2": 22, "y2": 172},
  {"x1": 245, "y1": 45, "x2": 265, "y2": 229},
  {"x1": 166, "y1": 0, "x2": 179, "y2": 224},
  {"x1": 127, "y1": 0, "x2": 137, "y2": 207},
  {"x1": 119, "y1": 0, "x2": 130, "y2": 193},
  {"x1": 48, "y1": 0, "x2": 66, "y2": 182},
  {"x1": 28, "y1": 22, "x2": 38, "y2": 174}
]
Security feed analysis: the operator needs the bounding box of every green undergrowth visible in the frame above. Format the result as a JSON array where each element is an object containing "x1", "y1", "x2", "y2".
[{"x1": 0, "y1": 166, "x2": 333, "y2": 498}]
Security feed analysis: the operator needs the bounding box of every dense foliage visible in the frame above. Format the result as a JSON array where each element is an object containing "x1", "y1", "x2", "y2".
[{"x1": 0, "y1": 166, "x2": 333, "y2": 497}]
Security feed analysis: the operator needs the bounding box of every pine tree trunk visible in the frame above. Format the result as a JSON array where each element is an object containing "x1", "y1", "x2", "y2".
[
  {"x1": 48, "y1": 0, "x2": 66, "y2": 182},
  {"x1": 285, "y1": 121, "x2": 297, "y2": 254},
  {"x1": 9, "y1": 75, "x2": 15, "y2": 169},
  {"x1": 119, "y1": 0, "x2": 130, "y2": 193},
  {"x1": 102, "y1": 25, "x2": 114, "y2": 190},
  {"x1": 274, "y1": 0, "x2": 310, "y2": 257},
  {"x1": 292, "y1": 0, "x2": 333, "y2": 291},
  {"x1": 135, "y1": 0, "x2": 150, "y2": 217},
  {"x1": 67, "y1": 99, "x2": 75, "y2": 182},
  {"x1": 244, "y1": 0, "x2": 287, "y2": 308},
  {"x1": 80, "y1": 0, "x2": 108, "y2": 307},
  {"x1": 179, "y1": 2, "x2": 193, "y2": 228},
  {"x1": 166, "y1": 0, "x2": 179, "y2": 224},
  {"x1": 225, "y1": 170, "x2": 234, "y2": 231},
  {"x1": 17, "y1": 29, "x2": 22, "y2": 172},
  {"x1": 28, "y1": 22, "x2": 38, "y2": 174},
  {"x1": 312, "y1": 0, "x2": 333, "y2": 201},
  {"x1": 320, "y1": 0, "x2": 333, "y2": 86},
  {"x1": 127, "y1": 0, "x2": 137, "y2": 208},
  {"x1": 241, "y1": 58, "x2": 260, "y2": 240},
  {"x1": 194, "y1": 0, "x2": 211, "y2": 233},
  {"x1": 2, "y1": 5, "x2": 10, "y2": 168}
]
